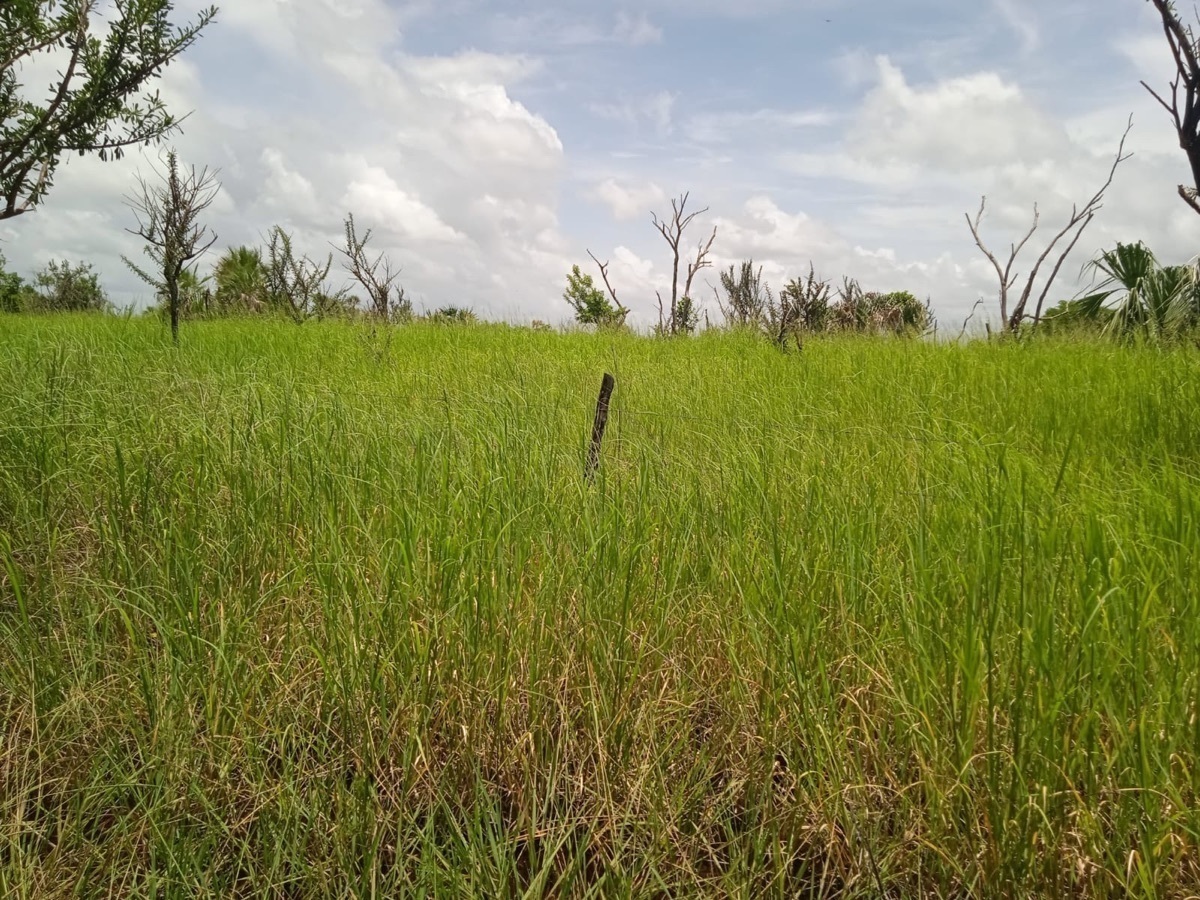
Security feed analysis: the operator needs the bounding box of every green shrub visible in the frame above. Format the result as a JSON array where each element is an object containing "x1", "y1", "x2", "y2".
[
  {"x1": 0, "y1": 253, "x2": 36, "y2": 312},
  {"x1": 32, "y1": 260, "x2": 109, "y2": 312}
]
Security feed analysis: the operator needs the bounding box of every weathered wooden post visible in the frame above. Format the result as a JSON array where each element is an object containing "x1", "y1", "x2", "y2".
[{"x1": 586, "y1": 373, "x2": 615, "y2": 482}]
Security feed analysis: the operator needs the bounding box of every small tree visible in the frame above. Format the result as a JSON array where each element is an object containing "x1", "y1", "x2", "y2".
[
  {"x1": 1, "y1": 1, "x2": 217, "y2": 220},
  {"x1": 563, "y1": 264, "x2": 621, "y2": 326},
  {"x1": 717, "y1": 260, "x2": 771, "y2": 327},
  {"x1": 33, "y1": 259, "x2": 109, "y2": 311},
  {"x1": 1144, "y1": 0, "x2": 1200, "y2": 215},
  {"x1": 777, "y1": 265, "x2": 831, "y2": 334},
  {"x1": 584, "y1": 250, "x2": 630, "y2": 327},
  {"x1": 1076, "y1": 241, "x2": 1200, "y2": 340},
  {"x1": 122, "y1": 150, "x2": 219, "y2": 343},
  {"x1": 264, "y1": 226, "x2": 341, "y2": 324},
  {"x1": 672, "y1": 294, "x2": 701, "y2": 335},
  {"x1": 338, "y1": 213, "x2": 409, "y2": 322},
  {"x1": 873, "y1": 291, "x2": 935, "y2": 334}
]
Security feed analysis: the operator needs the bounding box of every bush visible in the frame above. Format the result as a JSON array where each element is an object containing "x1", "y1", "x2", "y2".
[
  {"x1": 429, "y1": 305, "x2": 477, "y2": 325},
  {"x1": 718, "y1": 261, "x2": 771, "y2": 327},
  {"x1": 563, "y1": 265, "x2": 622, "y2": 327},
  {"x1": 32, "y1": 260, "x2": 110, "y2": 312},
  {"x1": 1039, "y1": 298, "x2": 1115, "y2": 335},
  {"x1": 774, "y1": 265, "x2": 832, "y2": 340},
  {"x1": 0, "y1": 253, "x2": 37, "y2": 312}
]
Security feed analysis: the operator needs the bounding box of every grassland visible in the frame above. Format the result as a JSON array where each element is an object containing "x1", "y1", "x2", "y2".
[{"x1": 1, "y1": 315, "x2": 1198, "y2": 898}]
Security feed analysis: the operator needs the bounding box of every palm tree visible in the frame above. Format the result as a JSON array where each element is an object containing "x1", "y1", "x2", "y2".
[
  {"x1": 1077, "y1": 242, "x2": 1199, "y2": 340},
  {"x1": 213, "y1": 246, "x2": 267, "y2": 313},
  {"x1": 177, "y1": 268, "x2": 212, "y2": 318}
]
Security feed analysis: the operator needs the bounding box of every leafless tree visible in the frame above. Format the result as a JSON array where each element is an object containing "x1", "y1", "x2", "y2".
[
  {"x1": 586, "y1": 249, "x2": 631, "y2": 325},
  {"x1": 122, "y1": 150, "x2": 219, "y2": 344},
  {"x1": 965, "y1": 120, "x2": 1132, "y2": 333},
  {"x1": 1144, "y1": 0, "x2": 1200, "y2": 214},
  {"x1": 651, "y1": 192, "x2": 716, "y2": 335},
  {"x1": 337, "y1": 213, "x2": 410, "y2": 322}
]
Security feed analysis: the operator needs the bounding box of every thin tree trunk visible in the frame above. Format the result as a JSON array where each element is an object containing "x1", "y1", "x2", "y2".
[{"x1": 169, "y1": 283, "x2": 180, "y2": 344}]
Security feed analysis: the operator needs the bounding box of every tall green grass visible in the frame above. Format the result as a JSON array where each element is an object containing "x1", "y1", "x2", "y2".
[{"x1": 1, "y1": 315, "x2": 1198, "y2": 897}]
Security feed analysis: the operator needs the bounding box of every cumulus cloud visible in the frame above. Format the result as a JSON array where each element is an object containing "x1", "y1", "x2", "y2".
[
  {"x1": 849, "y1": 58, "x2": 1067, "y2": 173},
  {"x1": 341, "y1": 164, "x2": 465, "y2": 244}
]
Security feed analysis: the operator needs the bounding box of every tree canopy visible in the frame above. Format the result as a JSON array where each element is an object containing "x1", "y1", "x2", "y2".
[{"x1": 1, "y1": 0, "x2": 217, "y2": 220}]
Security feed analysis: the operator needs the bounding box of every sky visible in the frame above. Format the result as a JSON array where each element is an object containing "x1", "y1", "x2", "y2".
[{"x1": 2, "y1": 0, "x2": 1198, "y2": 329}]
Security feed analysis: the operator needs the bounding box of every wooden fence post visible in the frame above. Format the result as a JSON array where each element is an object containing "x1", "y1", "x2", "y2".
[{"x1": 586, "y1": 373, "x2": 615, "y2": 481}]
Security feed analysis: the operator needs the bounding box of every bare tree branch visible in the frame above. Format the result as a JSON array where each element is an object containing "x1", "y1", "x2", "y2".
[
  {"x1": 957, "y1": 298, "x2": 987, "y2": 341},
  {"x1": 1145, "y1": 0, "x2": 1200, "y2": 213},
  {"x1": 965, "y1": 119, "x2": 1132, "y2": 332},
  {"x1": 586, "y1": 249, "x2": 630, "y2": 325},
  {"x1": 683, "y1": 225, "x2": 717, "y2": 300}
]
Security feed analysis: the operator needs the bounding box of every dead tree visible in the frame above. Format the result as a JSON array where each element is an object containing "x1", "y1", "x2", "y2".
[
  {"x1": 586, "y1": 249, "x2": 631, "y2": 325},
  {"x1": 122, "y1": 150, "x2": 219, "y2": 344},
  {"x1": 337, "y1": 213, "x2": 410, "y2": 321},
  {"x1": 651, "y1": 192, "x2": 716, "y2": 335},
  {"x1": 965, "y1": 120, "x2": 1132, "y2": 333},
  {"x1": 1145, "y1": 0, "x2": 1200, "y2": 215}
]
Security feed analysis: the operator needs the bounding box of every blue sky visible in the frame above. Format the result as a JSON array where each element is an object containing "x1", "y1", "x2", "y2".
[{"x1": 2, "y1": 0, "x2": 1196, "y2": 328}]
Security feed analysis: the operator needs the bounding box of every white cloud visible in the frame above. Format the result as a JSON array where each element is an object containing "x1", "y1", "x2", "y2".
[
  {"x1": 849, "y1": 58, "x2": 1067, "y2": 173},
  {"x1": 259, "y1": 149, "x2": 321, "y2": 219},
  {"x1": 590, "y1": 179, "x2": 668, "y2": 221},
  {"x1": 341, "y1": 164, "x2": 465, "y2": 243}
]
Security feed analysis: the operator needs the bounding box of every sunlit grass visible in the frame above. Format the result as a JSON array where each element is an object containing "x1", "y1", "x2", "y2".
[{"x1": 1, "y1": 315, "x2": 1198, "y2": 897}]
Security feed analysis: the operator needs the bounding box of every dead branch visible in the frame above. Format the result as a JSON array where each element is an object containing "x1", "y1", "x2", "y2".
[
  {"x1": 956, "y1": 298, "x2": 986, "y2": 341},
  {"x1": 1144, "y1": 0, "x2": 1200, "y2": 213},
  {"x1": 683, "y1": 225, "x2": 718, "y2": 300},
  {"x1": 586, "y1": 249, "x2": 630, "y2": 324},
  {"x1": 965, "y1": 118, "x2": 1132, "y2": 332}
]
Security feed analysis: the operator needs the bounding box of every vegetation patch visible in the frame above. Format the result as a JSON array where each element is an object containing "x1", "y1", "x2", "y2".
[{"x1": 1, "y1": 317, "x2": 1198, "y2": 897}]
